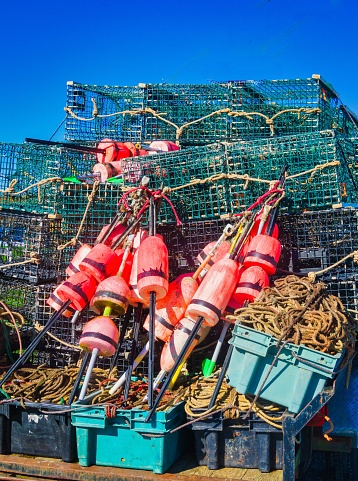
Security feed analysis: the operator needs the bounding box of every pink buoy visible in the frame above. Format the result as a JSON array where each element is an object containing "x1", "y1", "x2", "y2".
[
  {"x1": 96, "y1": 224, "x2": 126, "y2": 247},
  {"x1": 244, "y1": 234, "x2": 281, "y2": 275},
  {"x1": 160, "y1": 316, "x2": 204, "y2": 372},
  {"x1": 233, "y1": 266, "x2": 269, "y2": 304},
  {"x1": 250, "y1": 214, "x2": 279, "y2": 239},
  {"x1": 128, "y1": 249, "x2": 149, "y2": 307},
  {"x1": 149, "y1": 141, "x2": 179, "y2": 152},
  {"x1": 66, "y1": 244, "x2": 92, "y2": 277},
  {"x1": 186, "y1": 258, "x2": 239, "y2": 327},
  {"x1": 137, "y1": 236, "x2": 169, "y2": 301},
  {"x1": 92, "y1": 276, "x2": 130, "y2": 317},
  {"x1": 79, "y1": 244, "x2": 121, "y2": 283},
  {"x1": 79, "y1": 316, "x2": 119, "y2": 357},
  {"x1": 143, "y1": 274, "x2": 198, "y2": 342},
  {"x1": 57, "y1": 271, "x2": 98, "y2": 311},
  {"x1": 197, "y1": 240, "x2": 231, "y2": 276},
  {"x1": 46, "y1": 286, "x2": 76, "y2": 319},
  {"x1": 92, "y1": 161, "x2": 122, "y2": 182},
  {"x1": 96, "y1": 139, "x2": 131, "y2": 163}
]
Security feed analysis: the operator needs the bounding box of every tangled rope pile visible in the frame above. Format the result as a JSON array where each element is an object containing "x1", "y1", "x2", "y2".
[
  {"x1": 0, "y1": 364, "x2": 115, "y2": 404},
  {"x1": 227, "y1": 275, "x2": 357, "y2": 357}
]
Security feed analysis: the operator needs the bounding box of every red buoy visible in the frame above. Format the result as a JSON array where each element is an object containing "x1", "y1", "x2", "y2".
[
  {"x1": 113, "y1": 249, "x2": 133, "y2": 284},
  {"x1": 128, "y1": 249, "x2": 148, "y2": 307},
  {"x1": 160, "y1": 316, "x2": 204, "y2": 372},
  {"x1": 196, "y1": 240, "x2": 231, "y2": 276},
  {"x1": 66, "y1": 244, "x2": 92, "y2": 277},
  {"x1": 79, "y1": 316, "x2": 119, "y2": 357},
  {"x1": 79, "y1": 244, "x2": 121, "y2": 283},
  {"x1": 46, "y1": 286, "x2": 76, "y2": 319},
  {"x1": 222, "y1": 296, "x2": 242, "y2": 322},
  {"x1": 92, "y1": 161, "x2": 122, "y2": 182},
  {"x1": 233, "y1": 266, "x2": 269, "y2": 304},
  {"x1": 244, "y1": 234, "x2": 281, "y2": 275},
  {"x1": 149, "y1": 141, "x2": 179, "y2": 152},
  {"x1": 95, "y1": 224, "x2": 126, "y2": 247},
  {"x1": 91, "y1": 276, "x2": 130, "y2": 317},
  {"x1": 137, "y1": 236, "x2": 169, "y2": 301},
  {"x1": 124, "y1": 142, "x2": 150, "y2": 158},
  {"x1": 186, "y1": 258, "x2": 239, "y2": 326},
  {"x1": 133, "y1": 229, "x2": 147, "y2": 251},
  {"x1": 143, "y1": 274, "x2": 198, "y2": 342},
  {"x1": 96, "y1": 139, "x2": 131, "y2": 163},
  {"x1": 250, "y1": 214, "x2": 279, "y2": 239},
  {"x1": 57, "y1": 271, "x2": 98, "y2": 311}
]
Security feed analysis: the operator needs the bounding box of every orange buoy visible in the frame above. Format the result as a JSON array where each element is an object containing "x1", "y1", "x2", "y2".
[
  {"x1": 149, "y1": 141, "x2": 179, "y2": 152},
  {"x1": 186, "y1": 258, "x2": 239, "y2": 326},
  {"x1": 66, "y1": 244, "x2": 92, "y2": 277},
  {"x1": 95, "y1": 223, "x2": 126, "y2": 247},
  {"x1": 250, "y1": 214, "x2": 279, "y2": 239},
  {"x1": 92, "y1": 161, "x2": 122, "y2": 182},
  {"x1": 128, "y1": 250, "x2": 148, "y2": 307},
  {"x1": 79, "y1": 316, "x2": 119, "y2": 357},
  {"x1": 96, "y1": 139, "x2": 131, "y2": 163},
  {"x1": 57, "y1": 271, "x2": 98, "y2": 311},
  {"x1": 79, "y1": 244, "x2": 121, "y2": 283},
  {"x1": 243, "y1": 234, "x2": 281, "y2": 275},
  {"x1": 46, "y1": 286, "x2": 76, "y2": 319},
  {"x1": 233, "y1": 266, "x2": 269, "y2": 304},
  {"x1": 160, "y1": 316, "x2": 204, "y2": 372},
  {"x1": 143, "y1": 274, "x2": 198, "y2": 342},
  {"x1": 197, "y1": 240, "x2": 231, "y2": 276},
  {"x1": 91, "y1": 276, "x2": 130, "y2": 317},
  {"x1": 136, "y1": 236, "x2": 169, "y2": 301}
]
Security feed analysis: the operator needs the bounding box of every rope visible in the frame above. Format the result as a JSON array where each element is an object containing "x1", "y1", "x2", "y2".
[
  {"x1": 0, "y1": 177, "x2": 62, "y2": 195},
  {"x1": 64, "y1": 100, "x2": 321, "y2": 144},
  {"x1": 0, "y1": 302, "x2": 24, "y2": 357},
  {"x1": 58, "y1": 181, "x2": 100, "y2": 250},
  {"x1": 0, "y1": 252, "x2": 41, "y2": 269},
  {"x1": 307, "y1": 250, "x2": 358, "y2": 282},
  {"x1": 33, "y1": 322, "x2": 81, "y2": 350}
]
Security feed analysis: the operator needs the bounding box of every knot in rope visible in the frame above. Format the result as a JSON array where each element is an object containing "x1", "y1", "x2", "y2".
[
  {"x1": 29, "y1": 252, "x2": 41, "y2": 265},
  {"x1": 91, "y1": 98, "x2": 98, "y2": 118},
  {"x1": 5, "y1": 179, "x2": 18, "y2": 193}
]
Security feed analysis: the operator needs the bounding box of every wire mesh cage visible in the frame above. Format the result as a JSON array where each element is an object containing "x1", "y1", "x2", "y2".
[
  {"x1": 33, "y1": 284, "x2": 149, "y2": 376},
  {"x1": 0, "y1": 211, "x2": 62, "y2": 284},
  {"x1": 0, "y1": 142, "x2": 96, "y2": 214},
  {"x1": 64, "y1": 77, "x2": 345, "y2": 147}
]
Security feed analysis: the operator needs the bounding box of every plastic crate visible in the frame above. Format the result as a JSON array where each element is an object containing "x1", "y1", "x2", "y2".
[
  {"x1": 0, "y1": 400, "x2": 77, "y2": 462},
  {"x1": 0, "y1": 210, "x2": 62, "y2": 283},
  {"x1": 0, "y1": 142, "x2": 95, "y2": 214},
  {"x1": 226, "y1": 324, "x2": 344, "y2": 413},
  {"x1": 65, "y1": 77, "x2": 346, "y2": 146},
  {"x1": 71, "y1": 397, "x2": 187, "y2": 474}
]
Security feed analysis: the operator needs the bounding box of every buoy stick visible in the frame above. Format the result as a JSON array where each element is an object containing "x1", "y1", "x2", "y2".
[
  {"x1": 207, "y1": 300, "x2": 248, "y2": 409},
  {"x1": 145, "y1": 316, "x2": 205, "y2": 422},
  {"x1": 67, "y1": 352, "x2": 90, "y2": 405},
  {"x1": 109, "y1": 305, "x2": 133, "y2": 373},
  {"x1": 256, "y1": 205, "x2": 271, "y2": 236},
  {"x1": 71, "y1": 310, "x2": 81, "y2": 325},
  {"x1": 135, "y1": 143, "x2": 163, "y2": 153},
  {"x1": 168, "y1": 361, "x2": 185, "y2": 390},
  {"x1": 148, "y1": 291, "x2": 156, "y2": 409},
  {"x1": 0, "y1": 300, "x2": 71, "y2": 388},
  {"x1": 143, "y1": 369, "x2": 166, "y2": 403},
  {"x1": 202, "y1": 320, "x2": 231, "y2": 377},
  {"x1": 109, "y1": 342, "x2": 149, "y2": 395},
  {"x1": 25, "y1": 138, "x2": 106, "y2": 155},
  {"x1": 78, "y1": 348, "x2": 99, "y2": 401},
  {"x1": 230, "y1": 217, "x2": 256, "y2": 261},
  {"x1": 95, "y1": 212, "x2": 126, "y2": 246},
  {"x1": 123, "y1": 304, "x2": 142, "y2": 405}
]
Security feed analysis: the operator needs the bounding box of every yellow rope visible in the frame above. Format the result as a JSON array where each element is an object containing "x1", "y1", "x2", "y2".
[{"x1": 65, "y1": 99, "x2": 321, "y2": 144}]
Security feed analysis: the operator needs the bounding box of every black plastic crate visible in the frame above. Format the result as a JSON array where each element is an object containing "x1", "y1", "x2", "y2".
[
  {"x1": 0, "y1": 210, "x2": 62, "y2": 283},
  {"x1": 0, "y1": 400, "x2": 76, "y2": 462}
]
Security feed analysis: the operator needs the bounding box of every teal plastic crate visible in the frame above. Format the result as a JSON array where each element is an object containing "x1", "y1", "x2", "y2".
[
  {"x1": 71, "y1": 395, "x2": 188, "y2": 473},
  {"x1": 226, "y1": 324, "x2": 343, "y2": 413}
]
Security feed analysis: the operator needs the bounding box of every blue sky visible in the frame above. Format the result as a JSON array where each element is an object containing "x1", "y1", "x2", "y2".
[{"x1": 0, "y1": 0, "x2": 357, "y2": 143}]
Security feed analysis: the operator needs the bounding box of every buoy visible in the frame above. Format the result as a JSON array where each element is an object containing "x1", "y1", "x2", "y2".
[
  {"x1": 233, "y1": 265, "x2": 269, "y2": 303},
  {"x1": 222, "y1": 296, "x2": 242, "y2": 319},
  {"x1": 96, "y1": 139, "x2": 131, "y2": 163},
  {"x1": 92, "y1": 161, "x2": 122, "y2": 182},
  {"x1": 66, "y1": 244, "x2": 92, "y2": 277},
  {"x1": 250, "y1": 213, "x2": 279, "y2": 239},
  {"x1": 149, "y1": 141, "x2": 179, "y2": 152},
  {"x1": 143, "y1": 273, "x2": 198, "y2": 342},
  {"x1": 96, "y1": 224, "x2": 126, "y2": 247},
  {"x1": 46, "y1": 285, "x2": 76, "y2": 318},
  {"x1": 197, "y1": 240, "x2": 231, "y2": 276},
  {"x1": 160, "y1": 316, "x2": 204, "y2": 372},
  {"x1": 113, "y1": 249, "x2": 133, "y2": 284},
  {"x1": 243, "y1": 234, "x2": 281, "y2": 275},
  {"x1": 137, "y1": 235, "x2": 169, "y2": 301},
  {"x1": 57, "y1": 271, "x2": 98, "y2": 311},
  {"x1": 128, "y1": 249, "x2": 149, "y2": 307},
  {"x1": 78, "y1": 315, "x2": 119, "y2": 400},
  {"x1": 91, "y1": 276, "x2": 130, "y2": 318},
  {"x1": 186, "y1": 258, "x2": 239, "y2": 326},
  {"x1": 133, "y1": 229, "x2": 147, "y2": 251},
  {"x1": 124, "y1": 142, "x2": 150, "y2": 158},
  {"x1": 79, "y1": 244, "x2": 121, "y2": 283}
]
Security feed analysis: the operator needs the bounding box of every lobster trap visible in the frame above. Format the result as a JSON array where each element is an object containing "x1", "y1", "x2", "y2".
[
  {"x1": 0, "y1": 141, "x2": 96, "y2": 215},
  {"x1": 64, "y1": 76, "x2": 347, "y2": 147},
  {"x1": 0, "y1": 210, "x2": 62, "y2": 284}
]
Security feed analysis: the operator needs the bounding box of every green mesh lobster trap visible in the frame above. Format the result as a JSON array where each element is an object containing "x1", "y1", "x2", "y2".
[
  {"x1": 64, "y1": 76, "x2": 349, "y2": 147},
  {"x1": 0, "y1": 142, "x2": 96, "y2": 214}
]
